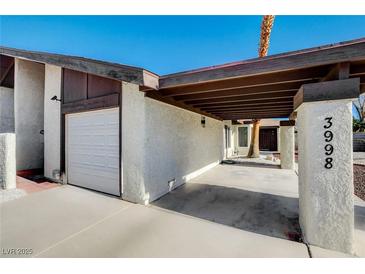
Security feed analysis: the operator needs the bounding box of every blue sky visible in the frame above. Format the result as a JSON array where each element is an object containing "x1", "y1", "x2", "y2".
[
  {"x1": 1, "y1": 16, "x2": 364, "y2": 119},
  {"x1": 1, "y1": 16, "x2": 365, "y2": 75}
]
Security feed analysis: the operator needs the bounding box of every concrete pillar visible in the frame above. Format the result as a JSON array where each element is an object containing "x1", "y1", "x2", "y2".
[
  {"x1": 44, "y1": 64, "x2": 62, "y2": 181},
  {"x1": 0, "y1": 133, "x2": 16, "y2": 189},
  {"x1": 295, "y1": 78, "x2": 360, "y2": 254},
  {"x1": 280, "y1": 120, "x2": 295, "y2": 170}
]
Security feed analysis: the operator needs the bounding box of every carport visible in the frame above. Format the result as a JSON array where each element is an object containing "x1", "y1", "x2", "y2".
[
  {"x1": 142, "y1": 38, "x2": 365, "y2": 254},
  {"x1": 1, "y1": 38, "x2": 365, "y2": 256}
]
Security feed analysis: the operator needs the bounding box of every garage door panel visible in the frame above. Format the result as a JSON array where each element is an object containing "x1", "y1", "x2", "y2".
[{"x1": 66, "y1": 108, "x2": 120, "y2": 196}]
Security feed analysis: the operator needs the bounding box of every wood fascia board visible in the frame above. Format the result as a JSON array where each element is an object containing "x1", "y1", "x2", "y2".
[
  {"x1": 160, "y1": 39, "x2": 365, "y2": 88},
  {"x1": 0, "y1": 47, "x2": 146, "y2": 86}
]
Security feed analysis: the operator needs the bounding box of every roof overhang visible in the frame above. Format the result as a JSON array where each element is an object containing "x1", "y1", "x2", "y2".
[
  {"x1": 142, "y1": 37, "x2": 365, "y2": 120},
  {"x1": 2, "y1": 37, "x2": 365, "y2": 121},
  {"x1": 0, "y1": 46, "x2": 159, "y2": 90}
]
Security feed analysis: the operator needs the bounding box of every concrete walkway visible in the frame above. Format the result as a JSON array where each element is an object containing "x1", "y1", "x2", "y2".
[
  {"x1": 1, "y1": 185, "x2": 309, "y2": 258},
  {"x1": 1, "y1": 162, "x2": 363, "y2": 257}
]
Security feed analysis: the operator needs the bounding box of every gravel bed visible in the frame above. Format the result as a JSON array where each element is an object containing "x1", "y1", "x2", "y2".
[{"x1": 354, "y1": 164, "x2": 365, "y2": 201}]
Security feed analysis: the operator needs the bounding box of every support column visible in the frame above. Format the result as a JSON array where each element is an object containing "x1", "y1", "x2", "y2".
[
  {"x1": 280, "y1": 120, "x2": 295, "y2": 170},
  {"x1": 0, "y1": 133, "x2": 16, "y2": 189},
  {"x1": 44, "y1": 64, "x2": 62, "y2": 182},
  {"x1": 295, "y1": 78, "x2": 360, "y2": 254}
]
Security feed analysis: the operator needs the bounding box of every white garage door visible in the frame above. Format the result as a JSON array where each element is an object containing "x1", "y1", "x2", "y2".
[{"x1": 66, "y1": 108, "x2": 120, "y2": 196}]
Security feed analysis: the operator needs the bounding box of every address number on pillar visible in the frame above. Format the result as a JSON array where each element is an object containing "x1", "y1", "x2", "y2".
[{"x1": 323, "y1": 117, "x2": 334, "y2": 169}]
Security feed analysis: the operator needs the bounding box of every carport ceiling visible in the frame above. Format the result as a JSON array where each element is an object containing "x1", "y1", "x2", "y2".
[{"x1": 143, "y1": 38, "x2": 365, "y2": 120}]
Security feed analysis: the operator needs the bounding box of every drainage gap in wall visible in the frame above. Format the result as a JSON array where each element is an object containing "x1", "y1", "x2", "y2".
[{"x1": 221, "y1": 160, "x2": 236, "y2": 165}]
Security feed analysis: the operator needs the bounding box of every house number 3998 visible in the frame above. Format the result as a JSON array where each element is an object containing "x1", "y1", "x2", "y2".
[{"x1": 323, "y1": 117, "x2": 334, "y2": 169}]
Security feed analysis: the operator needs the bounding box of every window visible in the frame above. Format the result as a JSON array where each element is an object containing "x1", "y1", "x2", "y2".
[{"x1": 238, "y1": 127, "x2": 248, "y2": 147}]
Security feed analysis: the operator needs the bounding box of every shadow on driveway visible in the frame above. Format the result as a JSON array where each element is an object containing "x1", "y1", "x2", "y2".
[{"x1": 153, "y1": 183, "x2": 302, "y2": 242}]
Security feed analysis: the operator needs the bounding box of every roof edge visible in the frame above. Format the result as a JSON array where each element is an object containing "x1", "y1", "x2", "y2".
[{"x1": 0, "y1": 46, "x2": 159, "y2": 89}]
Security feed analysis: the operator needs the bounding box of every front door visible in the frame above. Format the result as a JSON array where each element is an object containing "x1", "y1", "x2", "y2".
[{"x1": 259, "y1": 128, "x2": 278, "y2": 151}]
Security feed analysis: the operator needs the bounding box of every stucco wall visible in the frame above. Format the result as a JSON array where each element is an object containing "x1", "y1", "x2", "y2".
[
  {"x1": 297, "y1": 100, "x2": 354, "y2": 253},
  {"x1": 0, "y1": 87, "x2": 14, "y2": 133},
  {"x1": 122, "y1": 82, "x2": 223, "y2": 204},
  {"x1": 121, "y1": 82, "x2": 147, "y2": 203},
  {"x1": 14, "y1": 59, "x2": 45, "y2": 170},
  {"x1": 44, "y1": 64, "x2": 62, "y2": 180},
  {"x1": 0, "y1": 133, "x2": 16, "y2": 189}
]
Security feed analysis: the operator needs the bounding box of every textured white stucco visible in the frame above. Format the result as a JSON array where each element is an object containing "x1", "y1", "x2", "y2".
[
  {"x1": 14, "y1": 59, "x2": 45, "y2": 170},
  {"x1": 0, "y1": 87, "x2": 14, "y2": 133},
  {"x1": 122, "y1": 82, "x2": 223, "y2": 204},
  {"x1": 297, "y1": 100, "x2": 354, "y2": 254},
  {"x1": 121, "y1": 82, "x2": 147, "y2": 203},
  {"x1": 44, "y1": 64, "x2": 62, "y2": 181},
  {"x1": 280, "y1": 126, "x2": 295, "y2": 169},
  {"x1": 0, "y1": 133, "x2": 16, "y2": 189}
]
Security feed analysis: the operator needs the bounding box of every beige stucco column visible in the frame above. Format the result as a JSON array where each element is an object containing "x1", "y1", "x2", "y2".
[
  {"x1": 280, "y1": 120, "x2": 295, "y2": 170},
  {"x1": 44, "y1": 64, "x2": 62, "y2": 181},
  {"x1": 0, "y1": 133, "x2": 16, "y2": 189},
  {"x1": 295, "y1": 78, "x2": 360, "y2": 254}
]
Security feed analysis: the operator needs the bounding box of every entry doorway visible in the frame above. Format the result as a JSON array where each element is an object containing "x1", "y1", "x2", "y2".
[{"x1": 259, "y1": 128, "x2": 278, "y2": 151}]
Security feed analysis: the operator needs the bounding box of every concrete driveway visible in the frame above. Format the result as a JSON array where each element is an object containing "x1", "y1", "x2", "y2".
[
  {"x1": 1, "y1": 184, "x2": 310, "y2": 258},
  {"x1": 1, "y1": 162, "x2": 362, "y2": 258}
]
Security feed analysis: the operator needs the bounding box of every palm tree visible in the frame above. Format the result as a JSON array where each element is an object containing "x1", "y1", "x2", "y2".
[{"x1": 247, "y1": 15, "x2": 275, "y2": 158}]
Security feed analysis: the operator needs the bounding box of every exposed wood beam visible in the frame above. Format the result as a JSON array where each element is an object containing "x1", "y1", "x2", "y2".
[
  {"x1": 189, "y1": 93, "x2": 295, "y2": 106},
  {"x1": 321, "y1": 62, "x2": 350, "y2": 82},
  {"x1": 294, "y1": 78, "x2": 360, "y2": 110},
  {"x1": 210, "y1": 109, "x2": 293, "y2": 116},
  {"x1": 171, "y1": 81, "x2": 309, "y2": 102},
  {"x1": 339, "y1": 62, "x2": 350, "y2": 80},
  {"x1": 350, "y1": 63, "x2": 365, "y2": 76},
  {"x1": 198, "y1": 99, "x2": 293, "y2": 110},
  {"x1": 0, "y1": 59, "x2": 14, "y2": 86},
  {"x1": 159, "y1": 67, "x2": 327, "y2": 96},
  {"x1": 211, "y1": 110, "x2": 291, "y2": 115},
  {"x1": 220, "y1": 114, "x2": 289, "y2": 119},
  {"x1": 145, "y1": 91, "x2": 222, "y2": 121},
  {"x1": 159, "y1": 38, "x2": 365, "y2": 88},
  {"x1": 200, "y1": 104, "x2": 293, "y2": 112},
  {"x1": 210, "y1": 105, "x2": 293, "y2": 112}
]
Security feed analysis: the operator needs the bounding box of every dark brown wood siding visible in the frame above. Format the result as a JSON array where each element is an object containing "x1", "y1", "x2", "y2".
[
  {"x1": 87, "y1": 74, "x2": 121, "y2": 98},
  {"x1": 60, "y1": 68, "x2": 122, "y2": 173},
  {"x1": 62, "y1": 69, "x2": 87, "y2": 103},
  {"x1": 0, "y1": 55, "x2": 14, "y2": 88},
  {"x1": 62, "y1": 68, "x2": 121, "y2": 106}
]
